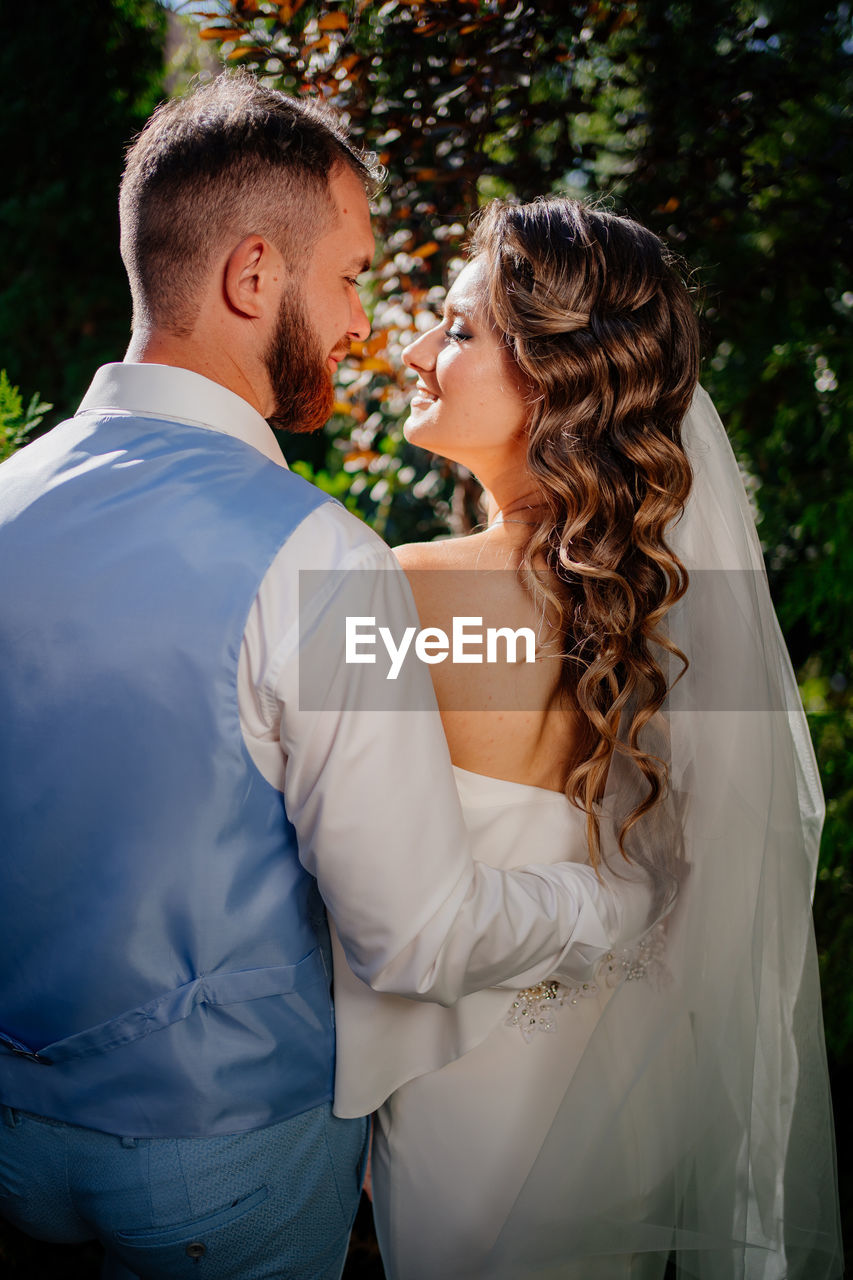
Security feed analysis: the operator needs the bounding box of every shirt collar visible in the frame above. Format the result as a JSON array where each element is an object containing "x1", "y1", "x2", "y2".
[{"x1": 76, "y1": 363, "x2": 288, "y2": 469}]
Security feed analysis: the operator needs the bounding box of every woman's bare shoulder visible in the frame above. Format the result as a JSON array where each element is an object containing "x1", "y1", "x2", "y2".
[
  {"x1": 394, "y1": 539, "x2": 479, "y2": 624},
  {"x1": 394, "y1": 531, "x2": 513, "y2": 572},
  {"x1": 395, "y1": 534, "x2": 540, "y2": 646}
]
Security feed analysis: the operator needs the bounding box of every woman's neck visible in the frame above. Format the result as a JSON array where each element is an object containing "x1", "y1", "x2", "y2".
[
  {"x1": 483, "y1": 486, "x2": 547, "y2": 529},
  {"x1": 461, "y1": 452, "x2": 546, "y2": 530}
]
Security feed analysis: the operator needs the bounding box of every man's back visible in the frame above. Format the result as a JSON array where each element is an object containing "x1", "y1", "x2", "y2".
[{"x1": 0, "y1": 409, "x2": 337, "y2": 1136}]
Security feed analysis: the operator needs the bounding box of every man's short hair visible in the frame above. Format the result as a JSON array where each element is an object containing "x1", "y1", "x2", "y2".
[{"x1": 119, "y1": 72, "x2": 382, "y2": 336}]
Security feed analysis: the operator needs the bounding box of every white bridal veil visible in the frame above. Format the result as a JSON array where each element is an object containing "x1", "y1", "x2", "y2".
[{"x1": 485, "y1": 387, "x2": 842, "y2": 1278}]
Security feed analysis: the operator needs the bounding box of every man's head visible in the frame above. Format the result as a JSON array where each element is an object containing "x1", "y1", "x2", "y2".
[
  {"x1": 119, "y1": 73, "x2": 380, "y2": 429},
  {"x1": 260, "y1": 160, "x2": 376, "y2": 433}
]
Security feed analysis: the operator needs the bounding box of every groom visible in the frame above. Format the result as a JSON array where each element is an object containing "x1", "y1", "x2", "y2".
[{"x1": 0, "y1": 74, "x2": 628, "y2": 1279}]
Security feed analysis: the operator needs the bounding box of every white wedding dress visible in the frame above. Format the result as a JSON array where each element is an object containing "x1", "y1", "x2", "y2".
[
  {"x1": 373, "y1": 765, "x2": 661, "y2": 1280},
  {"x1": 335, "y1": 765, "x2": 671, "y2": 1280}
]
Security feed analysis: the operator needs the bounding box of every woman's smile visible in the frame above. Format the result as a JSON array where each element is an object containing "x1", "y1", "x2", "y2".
[{"x1": 401, "y1": 259, "x2": 527, "y2": 471}]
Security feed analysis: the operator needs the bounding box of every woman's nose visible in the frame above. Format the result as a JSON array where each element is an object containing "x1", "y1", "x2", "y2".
[{"x1": 402, "y1": 325, "x2": 438, "y2": 372}]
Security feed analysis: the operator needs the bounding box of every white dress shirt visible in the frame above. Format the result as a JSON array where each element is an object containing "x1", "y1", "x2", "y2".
[{"x1": 77, "y1": 363, "x2": 651, "y2": 1014}]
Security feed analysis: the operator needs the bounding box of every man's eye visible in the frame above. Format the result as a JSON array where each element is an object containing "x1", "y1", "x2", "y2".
[{"x1": 345, "y1": 276, "x2": 363, "y2": 287}]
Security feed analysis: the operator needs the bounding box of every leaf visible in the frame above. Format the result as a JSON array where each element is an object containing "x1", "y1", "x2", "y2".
[
  {"x1": 199, "y1": 26, "x2": 243, "y2": 40},
  {"x1": 610, "y1": 8, "x2": 636, "y2": 33},
  {"x1": 360, "y1": 357, "x2": 395, "y2": 374},
  {"x1": 411, "y1": 241, "x2": 439, "y2": 258},
  {"x1": 318, "y1": 12, "x2": 349, "y2": 30},
  {"x1": 365, "y1": 330, "x2": 391, "y2": 355},
  {"x1": 344, "y1": 448, "x2": 381, "y2": 465}
]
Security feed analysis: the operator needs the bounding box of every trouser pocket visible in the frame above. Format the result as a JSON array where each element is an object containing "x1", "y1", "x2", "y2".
[{"x1": 112, "y1": 1186, "x2": 268, "y2": 1279}]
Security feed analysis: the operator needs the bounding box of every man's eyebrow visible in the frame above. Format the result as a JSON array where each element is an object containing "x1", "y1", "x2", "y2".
[{"x1": 348, "y1": 256, "x2": 372, "y2": 274}]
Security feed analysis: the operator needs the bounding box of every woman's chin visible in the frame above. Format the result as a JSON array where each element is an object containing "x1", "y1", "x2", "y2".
[
  {"x1": 403, "y1": 410, "x2": 472, "y2": 468},
  {"x1": 402, "y1": 413, "x2": 439, "y2": 453}
]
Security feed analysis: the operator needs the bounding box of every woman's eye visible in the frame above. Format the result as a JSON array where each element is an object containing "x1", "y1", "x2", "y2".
[{"x1": 447, "y1": 325, "x2": 472, "y2": 342}]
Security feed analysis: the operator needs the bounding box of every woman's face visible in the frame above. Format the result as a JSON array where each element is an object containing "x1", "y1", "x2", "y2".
[{"x1": 401, "y1": 259, "x2": 528, "y2": 472}]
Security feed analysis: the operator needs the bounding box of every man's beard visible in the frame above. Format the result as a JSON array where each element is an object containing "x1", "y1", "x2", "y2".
[{"x1": 263, "y1": 285, "x2": 346, "y2": 434}]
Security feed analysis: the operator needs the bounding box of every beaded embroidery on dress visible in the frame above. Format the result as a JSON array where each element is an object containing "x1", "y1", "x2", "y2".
[{"x1": 506, "y1": 919, "x2": 669, "y2": 1042}]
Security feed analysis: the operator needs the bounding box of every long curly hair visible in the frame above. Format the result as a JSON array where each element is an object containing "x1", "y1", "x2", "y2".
[{"x1": 468, "y1": 198, "x2": 699, "y2": 888}]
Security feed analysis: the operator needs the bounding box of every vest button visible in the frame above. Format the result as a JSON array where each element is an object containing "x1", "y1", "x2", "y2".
[{"x1": 185, "y1": 1242, "x2": 207, "y2": 1260}]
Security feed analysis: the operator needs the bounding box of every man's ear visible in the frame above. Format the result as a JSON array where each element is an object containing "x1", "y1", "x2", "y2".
[{"x1": 223, "y1": 235, "x2": 281, "y2": 320}]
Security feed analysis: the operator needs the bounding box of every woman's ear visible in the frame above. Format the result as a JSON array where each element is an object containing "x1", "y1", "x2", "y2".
[{"x1": 223, "y1": 235, "x2": 282, "y2": 320}]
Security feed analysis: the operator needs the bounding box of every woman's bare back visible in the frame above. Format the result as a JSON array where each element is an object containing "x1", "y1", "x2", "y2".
[{"x1": 395, "y1": 529, "x2": 577, "y2": 794}]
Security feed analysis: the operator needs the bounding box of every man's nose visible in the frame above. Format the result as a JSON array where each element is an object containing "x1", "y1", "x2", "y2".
[{"x1": 348, "y1": 291, "x2": 371, "y2": 341}]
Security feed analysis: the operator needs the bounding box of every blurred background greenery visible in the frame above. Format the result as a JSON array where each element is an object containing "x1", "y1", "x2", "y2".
[{"x1": 1, "y1": 0, "x2": 849, "y2": 1272}]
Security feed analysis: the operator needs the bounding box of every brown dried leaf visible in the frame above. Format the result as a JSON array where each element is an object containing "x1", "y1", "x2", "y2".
[
  {"x1": 199, "y1": 25, "x2": 243, "y2": 40},
  {"x1": 318, "y1": 11, "x2": 349, "y2": 29}
]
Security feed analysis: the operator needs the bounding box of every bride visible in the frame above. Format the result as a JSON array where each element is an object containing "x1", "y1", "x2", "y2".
[{"x1": 332, "y1": 198, "x2": 842, "y2": 1279}]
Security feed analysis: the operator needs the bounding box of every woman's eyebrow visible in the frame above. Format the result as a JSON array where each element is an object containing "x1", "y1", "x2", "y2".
[{"x1": 445, "y1": 299, "x2": 477, "y2": 321}]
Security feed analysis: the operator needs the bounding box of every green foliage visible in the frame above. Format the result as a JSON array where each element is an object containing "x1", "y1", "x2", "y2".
[
  {"x1": 611, "y1": 0, "x2": 853, "y2": 674},
  {"x1": 0, "y1": 371, "x2": 52, "y2": 461},
  {"x1": 810, "y1": 697, "x2": 853, "y2": 1058},
  {"x1": 0, "y1": 0, "x2": 167, "y2": 428}
]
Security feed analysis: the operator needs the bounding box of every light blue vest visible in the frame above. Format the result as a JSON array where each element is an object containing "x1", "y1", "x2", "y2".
[{"x1": 0, "y1": 412, "x2": 337, "y2": 1136}]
